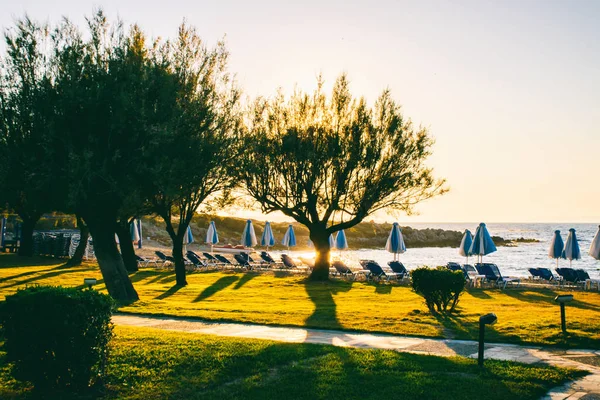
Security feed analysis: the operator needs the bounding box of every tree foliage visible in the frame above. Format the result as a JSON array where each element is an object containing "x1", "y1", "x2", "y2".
[
  {"x1": 238, "y1": 75, "x2": 446, "y2": 279},
  {"x1": 143, "y1": 24, "x2": 241, "y2": 286}
]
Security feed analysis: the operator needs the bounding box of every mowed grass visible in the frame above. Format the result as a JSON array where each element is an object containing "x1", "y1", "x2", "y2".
[
  {"x1": 0, "y1": 325, "x2": 585, "y2": 400},
  {"x1": 1, "y1": 254, "x2": 600, "y2": 347}
]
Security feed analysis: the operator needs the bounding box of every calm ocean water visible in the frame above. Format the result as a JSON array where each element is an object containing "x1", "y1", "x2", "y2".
[{"x1": 272, "y1": 223, "x2": 600, "y2": 279}]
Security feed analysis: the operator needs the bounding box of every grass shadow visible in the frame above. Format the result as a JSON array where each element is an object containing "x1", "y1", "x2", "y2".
[
  {"x1": 0, "y1": 268, "x2": 81, "y2": 289},
  {"x1": 374, "y1": 284, "x2": 392, "y2": 295},
  {"x1": 233, "y1": 273, "x2": 256, "y2": 290},
  {"x1": 467, "y1": 289, "x2": 492, "y2": 299},
  {"x1": 155, "y1": 284, "x2": 184, "y2": 300},
  {"x1": 304, "y1": 279, "x2": 353, "y2": 330},
  {"x1": 193, "y1": 276, "x2": 239, "y2": 302}
]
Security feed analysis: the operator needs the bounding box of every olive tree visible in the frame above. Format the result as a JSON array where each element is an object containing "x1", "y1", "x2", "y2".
[
  {"x1": 144, "y1": 25, "x2": 241, "y2": 287},
  {"x1": 238, "y1": 75, "x2": 446, "y2": 280}
]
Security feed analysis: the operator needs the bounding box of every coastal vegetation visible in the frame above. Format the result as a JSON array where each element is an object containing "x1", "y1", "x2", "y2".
[{"x1": 1, "y1": 256, "x2": 598, "y2": 348}]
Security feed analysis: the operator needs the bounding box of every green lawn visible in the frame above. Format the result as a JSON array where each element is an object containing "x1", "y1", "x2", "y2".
[
  {"x1": 1, "y1": 254, "x2": 600, "y2": 347},
  {"x1": 0, "y1": 325, "x2": 585, "y2": 400}
]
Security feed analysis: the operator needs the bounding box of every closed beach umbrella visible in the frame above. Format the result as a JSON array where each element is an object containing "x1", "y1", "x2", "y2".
[
  {"x1": 589, "y1": 225, "x2": 600, "y2": 260},
  {"x1": 563, "y1": 228, "x2": 581, "y2": 267},
  {"x1": 241, "y1": 220, "x2": 257, "y2": 247},
  {"x1": 282, "y1": 225, "x2": 296, "y2": 250},
  {"x1": 205, "y1": 221, "x2": 219, "y2": 253},
  {"x1": 469, "y1": 223, "x2": 497, "y2": 264},
  {"x1": 335, "y1": 230, "x2": 348, "y2": 256},
  {"x1": 137, "y1": 219, "x2": 143, "y2": 249},
  {"x1": 183, "y1": 225, "x2": 194, "y2": 253},
  {"x1": 386, "y1": 222, "x2": 406, "y2": 261},
  {"x1": 329, "y1": 234, "x2": 335, "y2": 248},
  {"x1": 0, "y1": 217, "x2": 5, "y2": 248},
  {"x1": 130, "y1": 220, "x2": 140, "y2": 243},
  {"x1": 261, "y1": 221, "x2": 275, "y2": 250},
  {"x1": 548, "y1": 230, "x2": 566, "y2": 267},
  {"x1": 184, "y1": 226, "x2": 194, "y2": 244},
  {"x1": 458, "y1": 229, "x2": 473, "y2": 264}
]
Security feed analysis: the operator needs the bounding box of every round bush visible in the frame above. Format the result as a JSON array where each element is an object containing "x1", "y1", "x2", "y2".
[
  {"x1": 411, "y1": 267, "x2": 465, "y2": 313},
  {"x1": 0, "y1": 285, "x2": 114, "y2": 390}
]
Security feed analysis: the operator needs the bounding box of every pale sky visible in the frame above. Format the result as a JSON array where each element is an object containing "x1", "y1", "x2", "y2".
[{"x1": 1, "y1": 0, "x2": 599, "y2": 223}]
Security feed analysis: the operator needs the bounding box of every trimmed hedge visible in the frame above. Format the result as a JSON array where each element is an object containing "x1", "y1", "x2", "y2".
[
  {"x1": 0, "y1": 285, "x2": 114, "y2": 390},
  {"x1": 411, "y1": 267, "x2": 465, "y2": 313}
]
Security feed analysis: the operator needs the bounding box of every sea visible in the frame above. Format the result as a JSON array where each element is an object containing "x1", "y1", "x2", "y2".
[{"x1": 271, "y1": 223, "x2": 600, "y2": 279}]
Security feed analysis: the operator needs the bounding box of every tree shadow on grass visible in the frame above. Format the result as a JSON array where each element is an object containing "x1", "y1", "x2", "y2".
[
  {"x1": 193, "y1": 276, "x2": 239, "y2": 302},
  {"x1": 155, "y1": 284, "x2": 184, "y2": 300},
  {"x1": 233, "y1": 273, "x2": 256, "y2": 290},
  {"x1": 374, "y1": 284, "x2": 392, "y2": 295},
  {"x1": 0, "y1": 268, "x2": 80, "y2": 289},
  {"x1": 502, "y1": 289, "x2": 600, "y2": 312},
  {"x1": 304, "y1": 279, "x2": 352, "y2": 330},
  {"x1": 466, "y1": 289, "x2": 492, "y2": 299}
]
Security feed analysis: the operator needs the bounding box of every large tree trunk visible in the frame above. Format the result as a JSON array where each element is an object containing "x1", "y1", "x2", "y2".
[
  {"x1": 64, "y1": 216, "x2": 89, "y2": 267},
  {"x1": 116, "y1": 220, "x2": 138, "y2": 273},
  {"x1": 171, "y1": 234, "x2": 187, "y2": 287},
  {"x1": 85, "y1": 216, "x2": 139, "y2": 303},
  {"x1": 17, "y1": 213, "x2": 40, "y2": 257},
  {"x1": 309, "y1": 229, "x2": 331, "y2": 281}
]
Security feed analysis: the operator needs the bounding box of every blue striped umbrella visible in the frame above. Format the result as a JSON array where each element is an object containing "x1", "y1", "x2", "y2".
[
  {"x1": 469, "y1": 223, "x2": 497, "y2": 264},
  {"x1": 548, "y1": 230, "x2": 566, "y2": 267},
  {"x1": 184, "y1": 226, "x2": 194, "y2": 244},
  {"x1": 261, "y1": 221, "x2": 275, "y2": 250},
  {"x1": 183, "y1": 225, "x2": 194, "y2": 253},
  {"x1": 282, "y1": 225, "x2": 296, "y2": 250},
  {"x1": 205, "y1": 221, "x2": 219, "y2": 253},
  {"x1": 241, "y1": 220, "x2": 257, "y2": 247},
  {"x1": 0, "y1": 217, "x2": 5, "y2": 248},
  {"x1": 589, "y1": 225, "x2": 600, "y2": 261},
  {"x1": 458, "y1": 229, "x2": 473, "y2": 264},
  {"x1": 563, "y1": 228, "x2": 581, "y2": 267},
  {"x1": 130, "y1": 220, "x2": 140, "y2": 243},
  {"x1": 329, "y1": 234, "x2": 335, "y2": 248},
  {"x1": 335, "y1": 230, "x2": 348, "y2": 256},
  {"x1": 386, "y1": 222, "x2": 406, "y2": 261},
  {"x1": 136, "y1": 219, "x2": 143, "y2": 249}
]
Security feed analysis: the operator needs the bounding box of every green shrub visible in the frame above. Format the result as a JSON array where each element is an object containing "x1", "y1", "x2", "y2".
[
  {"x1": 411, "y1": 267, "x2": 465, "y2": 313},
  {"x1": 0, "y1": 285, "x2": 114, "y2": 391}
]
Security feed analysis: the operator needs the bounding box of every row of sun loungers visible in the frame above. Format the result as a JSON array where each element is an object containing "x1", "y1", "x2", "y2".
[{"x1": 446, "y1": 262, "x2": 521, "y2": 289}]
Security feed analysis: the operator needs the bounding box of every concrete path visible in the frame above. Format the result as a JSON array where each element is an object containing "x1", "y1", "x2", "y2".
[{"x1": 113, "y1": 314, "x2": 600, "y2": 399}]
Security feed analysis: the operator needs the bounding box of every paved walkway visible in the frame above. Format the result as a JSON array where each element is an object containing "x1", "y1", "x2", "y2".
[{"x1": 113, "y1": 314, "x2": 600, "y2": 399}]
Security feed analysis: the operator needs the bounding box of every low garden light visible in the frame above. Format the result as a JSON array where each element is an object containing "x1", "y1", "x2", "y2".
[
  {"x1": 478, "y1": 313, "x2": 497, "y2": 367},
  {"x1": 554, "y1": 294, "x2": 573, "y2": 334},
  {"x1": 84, "y1": 278, "x2": 97, "y2": 289}
]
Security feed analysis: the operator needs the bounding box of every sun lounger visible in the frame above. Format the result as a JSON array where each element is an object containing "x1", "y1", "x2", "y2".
[
  {"x1": 461, "y1": 264, "x2": 485, "y2": 287},
  {"x1": 446, "y1": 262, "x2": 463, "y2": 272},
  {"x1": 575, "y1": 269, "x2": 600, "y2": 291},
  {"x1": 359, "y1": 260, "x2": 401, "y2": 282},
  {"x1": 187, "y1": 253, "x2": 208, "y2": 270},
  {"x1": 155, "y1": 251, "x2": 174, "y2": 267},
  {"x1": 388, "y1": 261, "x2": 409, "y2": 279},
  {"x1": 136, "y1": 255, "x2": 158, "y2": 268},
  {"x1": 475, "y1": 263, "x2": 520, "y2": 289},
  {"x1": 279, "y1": 254, "x2": 308, "y2": 273},
  {"x1": 556, "y1": 268, "x2": 579, "y2": 284},
  {"x1": 529, "y1": 267, "x2": 561, "y2": 283},
  {"x1": 233, "y1": 253, "x2": 254, "y2": 270},
  {"x1": 214, "y1": 254, "x2": 233, "y2": 268},
  {"x1": 260, "y1": 251, "x2": 277, "y2": 264},
  {"x1": 331, "y1": 261, "x2": 368, "y2": 280}
]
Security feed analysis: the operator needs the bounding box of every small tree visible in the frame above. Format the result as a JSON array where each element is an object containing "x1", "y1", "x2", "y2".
[
  {"x1": 238, "y1": 75, "x2": 446, "y2": 280},
  {"x1": 0, "y1": 18, "x2": 56, "y2": 256},
  {"x1": 144, "y1": 25, "x2": 240, "y2": 286}
]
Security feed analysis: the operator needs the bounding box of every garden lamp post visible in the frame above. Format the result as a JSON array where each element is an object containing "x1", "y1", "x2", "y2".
[
  {"x1": 84, "y1": 278, "x2": 97, "y2": 289},
  {"x1": 554, "y1": 295, "x2": 573, "y2": 334},
  {"x1": 478, "y1": 313, "x2": 497, "y2": 367}
]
